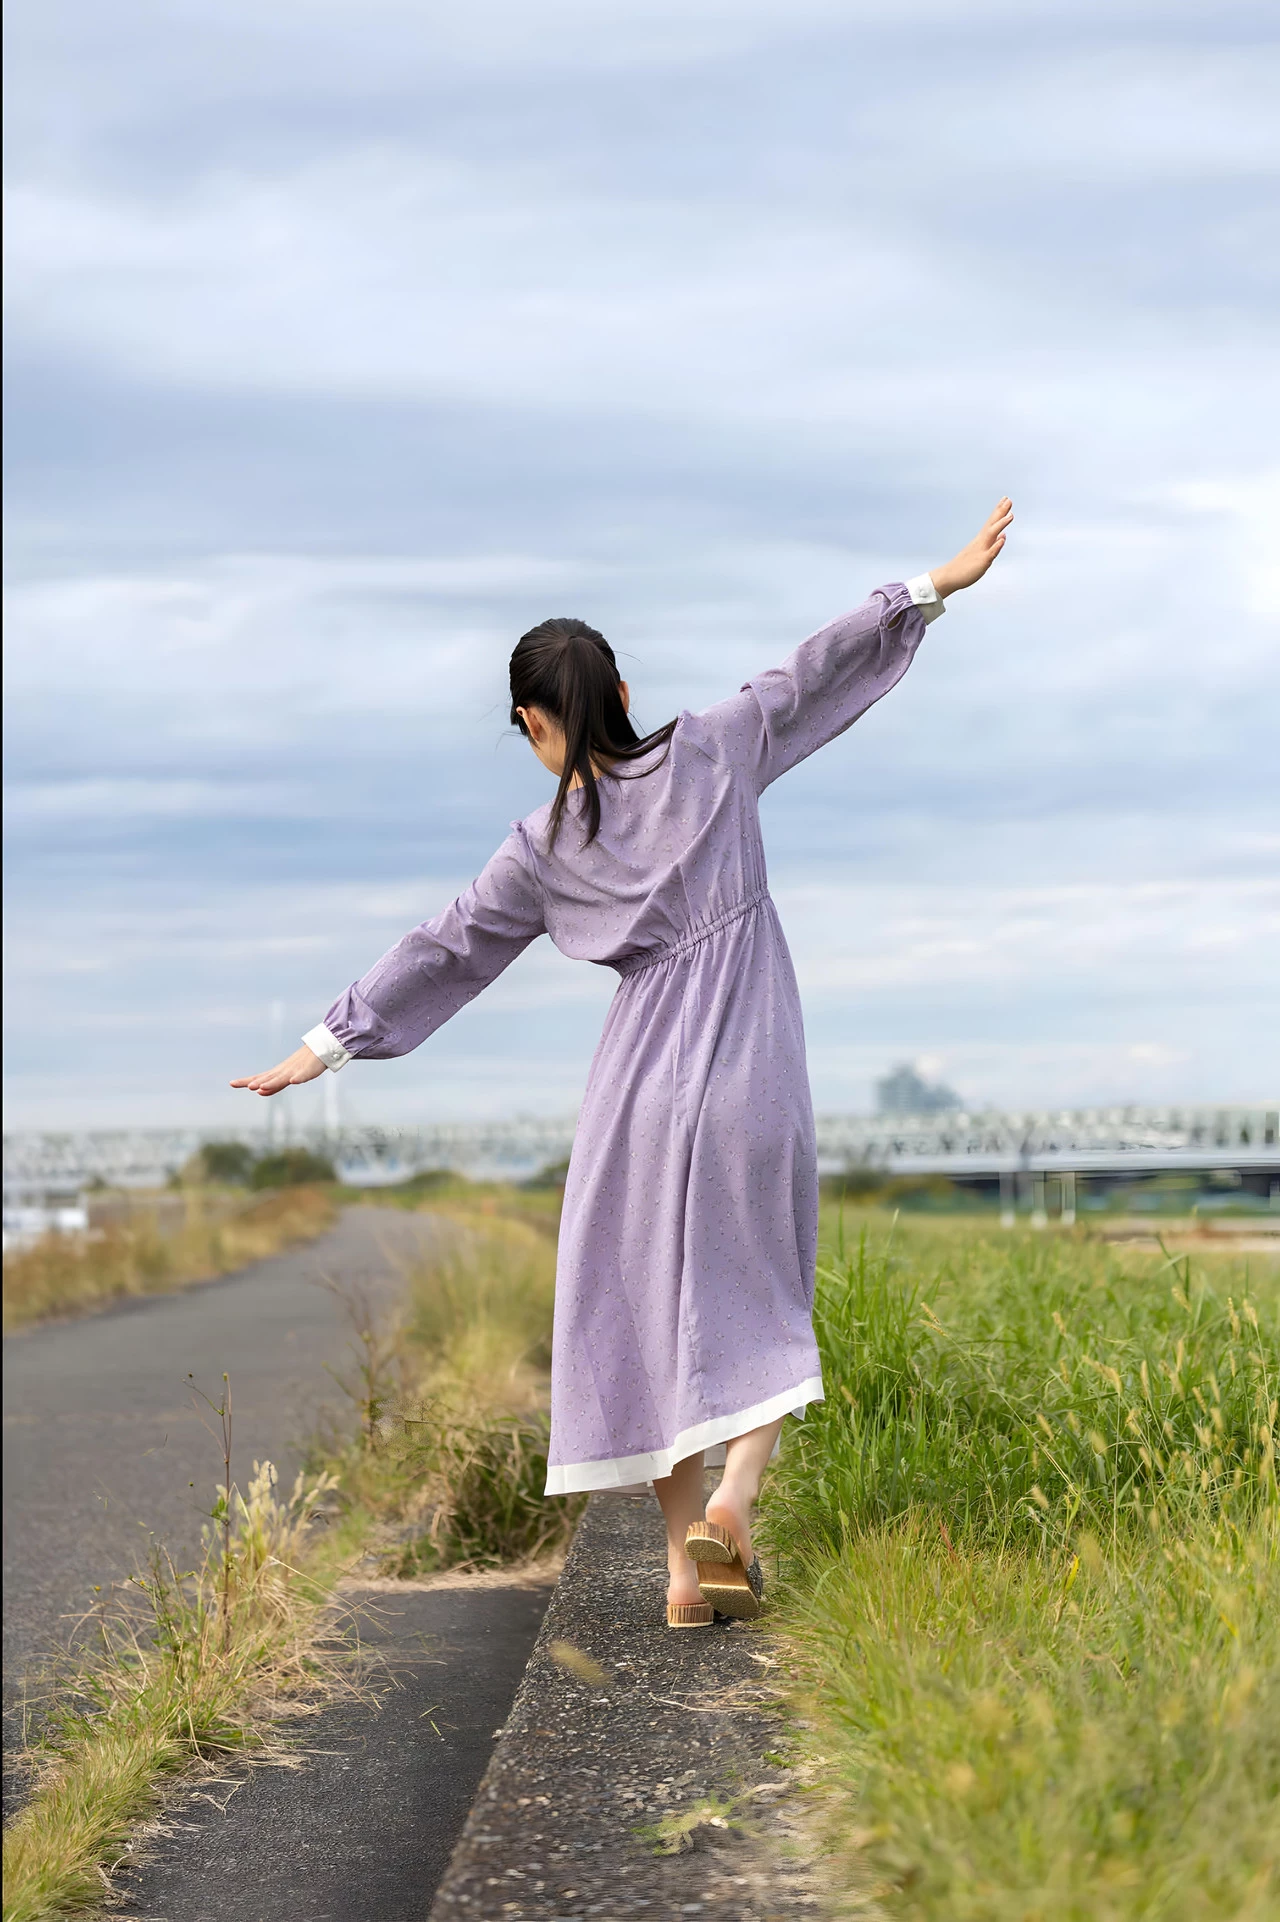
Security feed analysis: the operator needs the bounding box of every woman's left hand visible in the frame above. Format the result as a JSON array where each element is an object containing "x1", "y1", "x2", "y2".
[
  {"x1": 929, "y1": 497, "x2": 1014, "y2": 598},
  {"x1": 230, "y1": 1044, "x2": 326, "y2": 1097}
]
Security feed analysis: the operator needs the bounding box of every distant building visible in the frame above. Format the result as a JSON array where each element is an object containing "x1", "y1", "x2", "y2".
[{"x1": 875, "y1": 1062, "x2": 963, "y2": 1115}]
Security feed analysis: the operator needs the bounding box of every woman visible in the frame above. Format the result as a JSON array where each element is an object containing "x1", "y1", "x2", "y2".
[{"x1": 234, "y1": 499, "x2": 1013, "y2": 1625}]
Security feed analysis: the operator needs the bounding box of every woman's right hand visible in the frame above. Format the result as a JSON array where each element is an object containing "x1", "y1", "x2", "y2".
[
  {"x1": 929, "y1": 497, "x2": 1014, "y2": 599},
  {"x1": 230, "y1": 1044, "x2": 326, "y2": 1097}
]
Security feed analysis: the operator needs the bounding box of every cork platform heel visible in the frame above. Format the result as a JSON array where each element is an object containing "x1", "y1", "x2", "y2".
[{"x1": 666, "y1": 1600, "x2": 715, "y2": 1629}]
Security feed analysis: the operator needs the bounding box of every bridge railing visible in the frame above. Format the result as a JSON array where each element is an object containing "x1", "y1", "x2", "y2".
[{"x1": 4, "y1": 1105, "x2": 1277, "y2": 1196}]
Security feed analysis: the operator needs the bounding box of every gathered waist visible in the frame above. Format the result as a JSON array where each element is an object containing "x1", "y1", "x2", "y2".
[{"x1": 611, "y1": 889, "x2": 771, "y2": 978}]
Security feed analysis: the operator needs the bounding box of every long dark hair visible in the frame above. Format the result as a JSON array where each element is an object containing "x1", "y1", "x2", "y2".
[{"x1": 509, "y1": 617, "x2": 676, "y2": 847}]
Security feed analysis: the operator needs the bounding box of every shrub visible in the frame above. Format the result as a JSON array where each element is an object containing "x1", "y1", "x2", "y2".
[
  {"x1": 390, "y1": 1167, "x2": 456, "y2": 1194},
  {"x1": 521, "y1": 1157, "x2": 571, "y2": 1191},
  {"x1": 249, "y1": 1148, "x2": 336, "y2": 1189},
  {"x1": 197, "y1": 1140, "x2": 257, "y2": 1185},
  {"x1": 388, "y1": 1401, "x2": 577, "y2": 1572},
  {"x1": 821, "y1": 1170, "x2": 977, "y2": 1210}
]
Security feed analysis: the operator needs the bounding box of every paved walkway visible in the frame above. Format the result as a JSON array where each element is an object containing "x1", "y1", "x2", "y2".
[
  {"x1": 2, "y1": 1205, "x2": 439, "y2": 1699},
  {"x1": 114, "y1": 1576, "x2": 555, "y2": 1922}
]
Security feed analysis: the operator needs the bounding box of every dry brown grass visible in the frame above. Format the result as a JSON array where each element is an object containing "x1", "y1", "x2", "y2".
[
  {"x1": 1, "y1": 1453, "x2": 344, "y2": 1922},
  {"x1": 2, "y1": 1185, "x2": 338, "y2": 1332},
  {"x1": 311, "y1": 1208, "x2": 583, "y2": 1577}
]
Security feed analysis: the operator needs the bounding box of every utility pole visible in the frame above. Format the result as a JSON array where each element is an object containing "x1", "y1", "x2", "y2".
[
  {"x1": 1000, "y1": 1169, "x2": 1015, "y2": 1229},
  {"x1": 269, "y1": 1001, "x2": 285, "y2": 1146}
]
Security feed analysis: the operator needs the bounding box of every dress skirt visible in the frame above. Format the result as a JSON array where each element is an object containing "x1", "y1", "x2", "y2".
[{"x1": 543, "y1": 893, "x2": 823, "y2": 1493}]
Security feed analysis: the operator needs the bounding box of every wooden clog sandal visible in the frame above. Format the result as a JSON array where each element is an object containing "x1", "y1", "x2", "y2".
[
  {"x1": 684, "y1": 1518, "x2": 737, "y2": 1565},
  {"x1": 684, "y1": 1520, "x2": 766, "y2": 1621},
  {"x1": 692, "y1": 1553, "x2": 764, "y2": 1620},
  {"x1": 667, "y1": 1601, "x2": 715, "y2": 1629}
]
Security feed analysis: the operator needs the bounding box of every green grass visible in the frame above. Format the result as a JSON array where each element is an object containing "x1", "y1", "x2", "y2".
[{"x1": 762, "y1": 1217, "x2": 1280, "y2": 1920}]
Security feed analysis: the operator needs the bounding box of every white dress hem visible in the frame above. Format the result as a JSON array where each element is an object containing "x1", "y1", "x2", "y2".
[{"x1": 542, "y1": 1376, "x2": 824, "y2": 1496}]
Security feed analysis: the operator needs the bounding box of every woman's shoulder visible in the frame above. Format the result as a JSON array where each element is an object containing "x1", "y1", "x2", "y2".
[
  {"x1": 509, "y1": 802, "x2": 555, "y2": 857},
  {"x1": 673, "y1": 699, "x2": 757, "y2": 769}
]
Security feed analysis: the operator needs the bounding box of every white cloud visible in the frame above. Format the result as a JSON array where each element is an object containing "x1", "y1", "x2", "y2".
[
  {"x1": 4, "y1": 0, "x2": 1277, "y2": 1127},
  {"x1": 1162, "y1": 471, "x2": 1280, "y2": 616},
  {"x1": 779, "y1": 877, "x2": 1280, "y2": 998}
]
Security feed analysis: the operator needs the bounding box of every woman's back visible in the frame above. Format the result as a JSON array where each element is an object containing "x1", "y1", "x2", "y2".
[
  {"x1": 309, "y1": 583, "x2": 933, "y2": 1062},
  {"x1": 517, "y1": 713, "x2": 767, "y2": 973},
  {"x1": 517, "y1": 582, "x2": 934, "y2": 970}
]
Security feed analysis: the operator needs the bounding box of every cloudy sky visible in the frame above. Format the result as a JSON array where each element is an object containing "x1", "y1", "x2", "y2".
[{"x1": 4, "y1": 0, "x2": 1278, "y2": 1133}]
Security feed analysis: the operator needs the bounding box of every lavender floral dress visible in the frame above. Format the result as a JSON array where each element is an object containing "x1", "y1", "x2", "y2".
[{"x1": 306, "y1": 581, "x2": 941, "y2": 1492}]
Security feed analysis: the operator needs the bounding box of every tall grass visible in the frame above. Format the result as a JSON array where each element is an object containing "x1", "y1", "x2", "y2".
[
  {"x1": 761, "y1": 1221, "x2": 1280, "y2": 1920},
  {"x1": 768, "y1": 1225, "x2": 1276, "y2": 1556},
  {"x1": 315, "y1": 1210, "x2": 581, "y2": 1574},
  {"x1": 3, "y1": 1186, "x2": 337, "y2": 1331},
  {"x1": 406, "y1": 1214, "x2": 557, "y2": 1387}
]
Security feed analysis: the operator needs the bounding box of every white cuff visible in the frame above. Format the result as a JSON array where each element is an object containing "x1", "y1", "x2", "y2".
[
  {"x1": 906, "y1": 573, "x2": 945, "y2": 623},
  {"x1": 302, "y1": 1023, "x2": 352, "y2": 1072}
]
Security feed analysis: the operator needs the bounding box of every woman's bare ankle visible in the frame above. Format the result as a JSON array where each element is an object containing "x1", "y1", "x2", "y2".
[
  {"x1": 705, "y1": 1484, "x2": 753, "y2": 1562},
  {"x1": 667, "y1": 1557, "x2": 703, "y2": 1607}
]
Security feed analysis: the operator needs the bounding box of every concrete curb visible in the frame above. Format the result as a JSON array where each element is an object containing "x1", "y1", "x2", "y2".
[{"x1": 427, "y1": 1490, "x2": 824, "y2": 1921}]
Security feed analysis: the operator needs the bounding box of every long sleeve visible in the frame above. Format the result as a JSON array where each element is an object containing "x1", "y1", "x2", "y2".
[
  {"x1": 305, "y1": 830, "x2": 545, "y2": 1067},
  {"x1": 688, "y1": 580, "x2": 936, "y2": 793}
]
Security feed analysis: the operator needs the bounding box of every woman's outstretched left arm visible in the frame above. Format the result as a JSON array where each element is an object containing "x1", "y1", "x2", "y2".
[
  {"x1": 689, "y1": 497, "x2": 1013, "y2": 791},
  {"x1": 232, "y1": 830, "x2": 545, "y2": 1097}
]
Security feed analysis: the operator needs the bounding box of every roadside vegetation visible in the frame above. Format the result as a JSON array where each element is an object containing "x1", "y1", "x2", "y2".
[
  {"x1": 2, "y1": 1424, "x2": 343, "y2": 1922},
  {"x1": 2, "y1": 1175, "x2": 575, "y2": 1921},
  {"x1": 762, "y1": 1214, "x2": 1280, "y2": 1920},
  {"x1": 311, "y1": 1190, "x2": 583, "y2": 1574},
  {"x1": 10, "y1": 1166, "x2": 1274, "y2": 1919},
  {"x1": 2, "y1": 1181, "x2": 337, "y2": 1332}
]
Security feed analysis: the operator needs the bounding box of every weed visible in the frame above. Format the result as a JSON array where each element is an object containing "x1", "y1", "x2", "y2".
[
  {"x1": 2, "y1": 1440, "x2": 340, "y2": 1922},
  {"x1": 405, "y1": 1214, "x2": 557, "y2": 1388},
  {"x1": 638, "y1": 1795, "x2": 740, "y2": 1855},
  {"x1": 312, "y1": 1212, "x2": 583, "y2": 1574},
  {"x1": 385, "y1": 1397, "x2": 573, "y2": 1571}
]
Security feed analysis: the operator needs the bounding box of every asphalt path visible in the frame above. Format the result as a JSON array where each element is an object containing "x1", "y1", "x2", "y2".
[
  {"x1": 2, "y1": 1204, "x2": 441, "y2": 1701},
  {"x1": 114, "y1": 1577, "x2": 554, "y2": 1922}
]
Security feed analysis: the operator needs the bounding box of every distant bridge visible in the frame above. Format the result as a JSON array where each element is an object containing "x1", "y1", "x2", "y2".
[
  {"x1": 815, "y1": 1105, "x2": 1279, "y2": 1179},
  {"x1": 4, "y1": 1105, "x2": 1276, "y2": 1197}
]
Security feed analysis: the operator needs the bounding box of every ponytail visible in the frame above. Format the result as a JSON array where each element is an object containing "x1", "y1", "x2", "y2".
[{"x1": 509, "y1": 618, "x2": 676, "y2": 847}]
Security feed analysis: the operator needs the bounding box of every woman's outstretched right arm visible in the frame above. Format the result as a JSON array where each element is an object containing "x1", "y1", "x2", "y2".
[{"x1": 232, "y1": 829, "x2": 545, "y2": 1097}]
